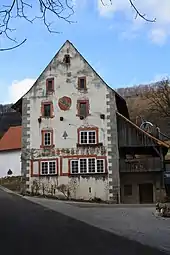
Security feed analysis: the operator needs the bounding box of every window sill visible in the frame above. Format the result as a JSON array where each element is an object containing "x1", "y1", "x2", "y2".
[
  {"x1": 41, "y1": 115, "x2": 55, "y2": 119},
  {"x1": 76, "y1": 143, "x2": 103, "y2": 147},
  {"x1": 40, "y1": 145, "x2": 55, "y2": 149},
  {"x1": 77, "y1": 87, "x2": 88, "y2": 92},
  {"x1": 40, "y1": 174, "x2": 58, "y2": 177},
  {"x1": 69, "y1": 173, "x2": 107, "y2": 177}
]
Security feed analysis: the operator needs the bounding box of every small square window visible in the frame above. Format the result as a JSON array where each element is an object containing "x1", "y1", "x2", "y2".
[
  {"x1": 41, "y1": 130, "x2": 53, "y2": 148},
  {"x1": 124, "y1": 185, "x2": 132, "y2": 196},
  {"x1": 41, "y1": 161, "x2": 57, "y2": 175},
  {"x1": 78, "y1": 77, "x2": 86, "y2": 90}
]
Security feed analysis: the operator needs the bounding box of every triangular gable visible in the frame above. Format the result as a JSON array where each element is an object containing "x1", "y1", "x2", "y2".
[{"x1": 12, "y1": 40, "x2": 125, "y2": 111}]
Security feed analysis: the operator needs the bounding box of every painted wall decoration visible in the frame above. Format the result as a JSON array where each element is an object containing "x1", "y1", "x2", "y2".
[{"x1": 58, "y1": 96, "x2": 72, "y2": 111}]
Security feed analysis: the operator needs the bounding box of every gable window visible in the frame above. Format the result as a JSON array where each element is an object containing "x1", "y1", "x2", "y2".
[
  {"x1": 41, "y1": 101, "x2": 54, "y2": 118},
  {"x1": 41, "y1": 129, "x2": 54, "y2": 148},
  {"x1": 70, "y1": 158, "x2": 106, "y2": 175},
  {"x1": 77, "y1": 100, "x2": 89, "y2": 117},
  {"x1": 78, "y1": 127, "x2": 99, "y2": 145},
  {"x1": 64, "y1": 54, "x2": 70, "y2": 64},
  {"x1": 46, "y1": 78, "x2": 54, "y2": 93},
  {"x1": 41, "y1": 160, "x2": 57, "y2": 175},
  {"x1": 78, "y1": 77, "x2": 86, "y2": 90}
]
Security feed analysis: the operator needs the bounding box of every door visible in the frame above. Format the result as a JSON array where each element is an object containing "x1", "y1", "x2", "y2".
[{"x1": 139, "y1": 183, "x2": 153, "y2": 203}]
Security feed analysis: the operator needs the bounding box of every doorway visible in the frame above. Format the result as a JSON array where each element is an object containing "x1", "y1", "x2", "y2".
[{"x1": 139, "y1": 183, "x2": 153, "y2": 203}]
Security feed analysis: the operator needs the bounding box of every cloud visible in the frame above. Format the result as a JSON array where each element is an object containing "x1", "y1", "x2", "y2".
[
  {"x1": 4, "y1": 78, "x2": 35, "y2": 104},
  {"x1": 98, "y1": 0, "x2": 170, "y2": 44}
]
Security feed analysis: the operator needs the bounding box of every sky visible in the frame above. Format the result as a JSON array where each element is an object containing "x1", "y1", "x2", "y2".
[{"x1": 0, "y1": 0, "x2": 170, "y2": 104}]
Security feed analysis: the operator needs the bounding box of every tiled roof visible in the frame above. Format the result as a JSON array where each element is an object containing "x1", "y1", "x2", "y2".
[{"x1": 0, "y1": 126, "x2": 21, "y2": 152}]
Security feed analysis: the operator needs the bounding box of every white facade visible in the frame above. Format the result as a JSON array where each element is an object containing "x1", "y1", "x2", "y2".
[
  {"x1": 0, "y1": 150, "x2": 21, "y2": 178},
  {"x1": 21, "y1": 41, "x2": 119, "y2": 201}
]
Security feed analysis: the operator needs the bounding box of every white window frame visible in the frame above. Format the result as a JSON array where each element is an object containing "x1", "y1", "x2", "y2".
[
  {"x1": 79, "y1": 130, "x2": 97, "y2": 144},
  {"x1": 43, "y1": 131, "x2": 52, "y2": 146},
  {"x1": 70, "y1": 158, "x2": 105, "y2": 174},
  {"x1": 40, "y1": 160, "x2": 57, "y2": 175}
]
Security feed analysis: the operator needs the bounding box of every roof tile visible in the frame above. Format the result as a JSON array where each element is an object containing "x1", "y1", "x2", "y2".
[{"x1": 0, "y1": 126, "x2": 21, "y2": 152}]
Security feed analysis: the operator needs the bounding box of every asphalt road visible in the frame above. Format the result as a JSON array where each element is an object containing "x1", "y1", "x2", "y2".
[{"x1": 0, "y1": 190, "x2": 168, "y2": 255}]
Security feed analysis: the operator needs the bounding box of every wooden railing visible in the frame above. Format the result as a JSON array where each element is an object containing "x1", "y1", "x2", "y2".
[{"x1": 119, "y1": 157, "x2": 162, "y2": 173}]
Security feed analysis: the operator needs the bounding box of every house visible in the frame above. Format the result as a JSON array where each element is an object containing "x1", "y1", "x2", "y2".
[
  {"x1": 12, "y1": 40, "x2": 170, "y2": 203},
  {"x1": 0, "y1": 126, "x2": 21, "y2": 177}
]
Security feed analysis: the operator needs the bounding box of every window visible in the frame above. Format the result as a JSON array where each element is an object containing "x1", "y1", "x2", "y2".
[
  {"x1": 78, "y1": 77, "x2": 86, "y2": 90},
  {"x1": 41, "y1": 161, "x2": 57, "y2": 175},
  {"x1": 41, "y1": 130, "x2": 54, "y2": 148},
  {"x1": 77, "y1": 100, "x2": 89, "y2": 117},
  {"x1": 124, "y1": 185, "x2": 132, "y2": 196},
  {"x1": 44, "y1": 132, "x2": 51, "y2": 146},
  {"x1": 64, "y1": 54, "x2": 70, "y2": 64},
  {"x1": 70, "y1": 158, "x2": 106, "y2": 174},
  {"x1": 41, "y1": 102, "x2": 54, "y2": 118},
  {"x1": 80, "y1": 130, "x2": 96, "y2": 144},
  {"x1": 46, "y1": 78, "x2": 54, "y2": 93},
  {"x1": 97, "y1": 159, "x2": 105, "y2": 173}
]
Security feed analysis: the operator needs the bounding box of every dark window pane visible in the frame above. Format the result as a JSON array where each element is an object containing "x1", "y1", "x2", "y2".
[
  {"x1": 80, "y1": 131, "x2": 88, "y2": 144},
  {"x1": 79, "y1": 78, "x2": 85, "y2": 89},
  {"x1": 89, "y1": 131, "x2": 96, "y2": 144},
  {"x1": 41, "y1": 162, "x2": 48, "y2": 175},
  {"x1": 88, "y1": 159, "x2": 95, "y2": 173},
  {"x1": 47, "y1": 80, "x2": 53, "y2": 91},
  {"x1": 44, "y1": 104, "x2": 51, "y2": 117},
  {"x1": 80, "y1": 159, "x2": 87, "y2": 173},
  {"x1": 49, "y1": 161, "x2": 56, "y2": 174},
  {"x1": 44, "y1": 132, "x2": 51, "y2": 146},
  {"x1": 79, "y1": 103, "x2": 87, "y2": 117},
  {"x1": 97, "y1": 160, "x2": 104, "y2": 173},
  {"x1": 71, "y1": 160, "x2": 79, "y2": 174}
]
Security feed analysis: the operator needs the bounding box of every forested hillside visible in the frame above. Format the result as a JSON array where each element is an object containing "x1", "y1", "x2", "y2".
[{"x1": 0, "y1": 80, "x2": 170, "y2": 139}]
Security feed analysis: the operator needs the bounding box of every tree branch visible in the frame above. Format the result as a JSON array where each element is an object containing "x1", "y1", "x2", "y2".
[
  {"x1": 101, "y1": 0, "x2": 156, "y2": 23},
  {"x1": 0, "y1": 0, "x2": 74, "y2": 51}
]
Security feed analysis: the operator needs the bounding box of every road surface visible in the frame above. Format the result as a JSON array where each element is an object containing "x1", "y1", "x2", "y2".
[{"x1": 0, "y1": 189, "x2": 168, "y2": 255}]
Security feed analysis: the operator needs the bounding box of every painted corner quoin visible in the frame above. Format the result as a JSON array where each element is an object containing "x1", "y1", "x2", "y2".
[{"x1": 106, "y1": 89, "x2": 120, "y2": 203}]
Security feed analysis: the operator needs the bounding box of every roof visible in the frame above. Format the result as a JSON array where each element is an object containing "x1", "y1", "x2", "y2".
[
  {"x1": 117, "y1": 112, "x2": 170, "y2": 148},
  {"x1": 0, "y1": 126, "x2": 22, "y2": 152},
  {"x1": 12, "y1": 40, "x2": 128, "y2": 117}
]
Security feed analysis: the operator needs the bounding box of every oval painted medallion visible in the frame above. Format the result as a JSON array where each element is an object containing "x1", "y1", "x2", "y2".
[{"x1": 58, "y1": 96, "x2": 72, "y2": 111}]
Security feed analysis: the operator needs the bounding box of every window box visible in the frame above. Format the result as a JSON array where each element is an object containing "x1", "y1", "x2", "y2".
[
  {"x1": 41, "y1": 101, "x2": 54, "y2": 118},
  {"x1": 69, "y1": 157, "x2": 107, "y2": 175},
  {"x1": 41, "y1": 129, "x2": 54, "y2": 149}
]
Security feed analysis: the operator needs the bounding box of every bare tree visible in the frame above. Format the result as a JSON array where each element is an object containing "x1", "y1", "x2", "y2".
[
  {"x1": 0, "y1": 0, "x2": 156, "y2": 52},
  {"x1": 144, "y1": 79, "x2": 170, "y2": 117}
]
